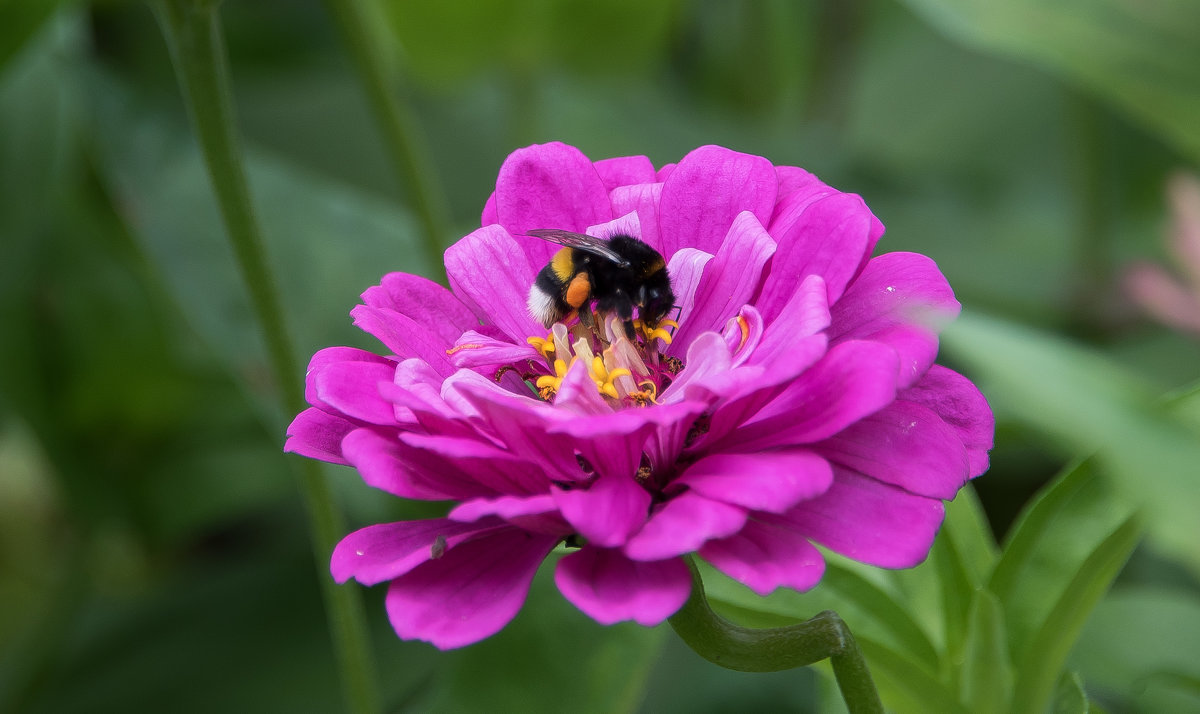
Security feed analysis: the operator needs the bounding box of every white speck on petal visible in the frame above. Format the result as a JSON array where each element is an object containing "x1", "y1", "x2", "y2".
[
  {"x1": 885, "y1": 286, "x2": 896, "y2": 293},
  {"x1": 355, "y1": 550, "x2": 364, "y2": 556}
]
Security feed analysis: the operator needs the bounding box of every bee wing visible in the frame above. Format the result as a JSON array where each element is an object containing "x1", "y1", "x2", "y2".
[{"x1": 525, "y1": 229, "x2": 628, "y2": 266}]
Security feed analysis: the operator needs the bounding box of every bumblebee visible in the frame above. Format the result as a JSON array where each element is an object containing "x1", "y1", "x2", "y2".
[{"x1": 525, "y1": 229, "x2": 675, "y2": 339}]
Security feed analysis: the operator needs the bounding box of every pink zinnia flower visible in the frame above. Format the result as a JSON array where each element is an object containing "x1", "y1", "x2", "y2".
[{"x1": 286, "y1": 143, "x2": 994, "y2": 649}]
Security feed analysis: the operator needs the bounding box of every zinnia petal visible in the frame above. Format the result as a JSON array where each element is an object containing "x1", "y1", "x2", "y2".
[
  {"x1": 700, "y1": 518, "x2": 826, "y2": 596},
  {"x1": 678, "y1": 450, "x2": 834, "y2": 513},
  {"x1": 658, "y1": 145, "x2": 777, "y2": 256},
  {"x1": 385, "y1": 528, "x2": 559, "y2": 649},
  {"x1": 623, "y1": 490, "x2": 748, "y2": 561},
  {"x1": 555, "y1": 547, "x2": 692, "y2": 625}
]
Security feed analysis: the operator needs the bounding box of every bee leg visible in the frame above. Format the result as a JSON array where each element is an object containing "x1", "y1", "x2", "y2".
[{"x1": 578, "y1": 306, "x2": 596, "y2": 331}]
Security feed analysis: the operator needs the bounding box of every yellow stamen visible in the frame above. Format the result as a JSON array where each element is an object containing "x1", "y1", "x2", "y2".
[
  {"x1": 735, "y1": 315, "x2": 749, "y2": 351},
  {"x1": 526, "y1": 334, "x2": 556, "y2": 361},
  {"x1": 535, "y1": 358, "x2": 569, "y2": 400}
]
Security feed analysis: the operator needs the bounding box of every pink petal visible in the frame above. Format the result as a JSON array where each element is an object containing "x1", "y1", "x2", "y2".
[
  {"x1": 759, "y1": 193, "x2": 877, "y2": 320},
  {"x1": 444, "y1": 225, "x2": 543, "y2": 343},
  {"x1": 284, "y1": 408, "x2": 356, "y2": 464},
  {"x1": 722, "y1": 305, "x2": 765, "y2": 367},
  {"x1": 699, "y1": 518, "x2": 826, "y2": 596},
  {"x1": 553, "y1": 470, "x2": 651, "y2": 548},
  {"x1": 610, "y1": 183, "x2": 664, "y2": 254},
  {"x1": 586, "y1": 211, "x2": 642, "y2": 242},
  {"x1": 449, "y1": 494, "x2": 571, "y2": 536},
  {"x1": 360, "y1": 272, "x2": 479, "y2": 345},
  {"x1": 385, "y1": 528, "x2": 559, "y2": 649},
  {"x1": 658, "y1": 145, "x2": 777, "y2": 257},
  {"x1": 900, "y1": 365, "x2": 994, "y2": 478},
  {"x1": 660, "y1": 331, "x2": 733, "y2": 405},
  {"x1": 397, "y1": 431, "x2": 550, "y2": 495},
  {"x1": 304, "y1": 347, "x2": 394, "y2": 412},
  {"x1": 781, "y1": 469, "x2": 945, "y2": 568},
  {"x1": 678, "y1": 450, "x2": 833, "y2": 513},
  {"x1": 493, "y1": 142, "x2": 612, "y2": 266},
  {"x1": 773, "y1": 165, "x2": 837, "y2": 208},
  {"x1": 669, "y1": 212, "x2": 777, "y2": 355},
  {"x1": 447, "y1": 330, "x2": 541, "y2": 371},
  {"x1": 664, "y1": 247, "x2": 714, "y2": 331},
  {"x1": 313, "y1": 359, "x2": 398, "y2": 426},
  {"x1": 331, "y1": 518, "x2": 499, "y2": 585},
  {"x1": 829, "y1": 252, "x2": 961, "y2": 388},
  {"x1": 749, "y1": 274, "x2": 831, "y2": 367},
  {"x1": 555, "y1": 547, "x2": 692, "y2": 625},
  {"x1": 718, "y1": 340, "x2": 899, "y2": 450},
  {"x1": 815, "y1": 400, "x2": 970, "y2": 500},
  {"x1": 350, "y1": 305, "x2": 456, "y2": 376},
  {"x1": 593, "y1": 155, "x2": 657, "y2": 190},
  {"x1": 1123, "y1": 262, "x2": 1200, "y2": 333},
  {"x1": 481, "y1": 191, "x2": 498, "y2": 225},
  {"x1": 341, "y1": 428, "x2": 484, "y2": 501},
  {"x1": 623, "y1": 491, "x2": 747, "y2": 561}
]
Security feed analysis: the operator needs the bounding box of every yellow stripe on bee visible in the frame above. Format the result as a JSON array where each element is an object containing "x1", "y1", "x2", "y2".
[{"x1": 551, "y1": 247, "x2": 576, "y2": 282}]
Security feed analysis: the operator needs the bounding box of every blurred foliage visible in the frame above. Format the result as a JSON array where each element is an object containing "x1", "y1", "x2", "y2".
[{"x1": 1, "y1": 0, "x2": 1198, "y2": 712}]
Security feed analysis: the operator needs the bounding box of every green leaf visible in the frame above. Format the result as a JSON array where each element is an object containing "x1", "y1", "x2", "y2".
[
  {"x1": 932, "y1": 526, "x2": 974, "y2": 684},
  {"x1": 988, "y1": 459, "x2": 1098, "y2": 609},
  {"x1": 0, "y1": 0, "x2": 75, "y2": 73},
  {"x1": 1009, "y1": 516, "x2": 1141, "y2": 714},
  {"x1": 857, "y1": 637, "x2": 969, "y2": 714},
  {"x1": 943, "y1": 484, "x2": 998, "y2": 587},
  {"x1": 898, "y1": 0, "x2": 1200, "y2": 163},
  {"x1": 961, "y1": 590, "x2": 1012, "y2": 714},
  {"x1": 1071, "y1": 587, "x2": 1200, "y2": 714},
  {"x1": 1053, "y1": 672, "x2": 1089, "y2": 714},
  {"x1": 943, "y1": 312, "x2": 1200, "y2": 574}
]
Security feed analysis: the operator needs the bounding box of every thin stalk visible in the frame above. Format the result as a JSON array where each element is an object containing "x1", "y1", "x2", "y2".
[
  {"x1": 152, "y1": 2, "x2": 380, "y2": 712},
  {"x1": 668, "y1": 557, "x2": 883, "y2": 714},
  {"x1": 320, "y1": 0, "x2": 450, "y2": 271}
]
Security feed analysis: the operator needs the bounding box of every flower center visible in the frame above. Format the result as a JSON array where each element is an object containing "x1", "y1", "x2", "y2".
[{"x1": 525, "y1": 312, "x2": 680, "y2": 406}]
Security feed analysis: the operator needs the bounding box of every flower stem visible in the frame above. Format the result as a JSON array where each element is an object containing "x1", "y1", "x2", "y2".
[
  {"x1": 152, "y1": 3, "x2": 380, "y2": 713},
  {"x1": 668, "y1": 557, "x2": 883, "y2": 714},
  {"x1": 319, "y1": 0, "x2": 451, "y2": 272}
]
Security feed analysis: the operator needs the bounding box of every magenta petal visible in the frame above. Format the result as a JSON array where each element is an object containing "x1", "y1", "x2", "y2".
[
  {"x1": 553, "y1": 471, "x2": 651, "y2": 548},
  {"x1": 759, "y1": 193, "x2": 876, "y2": 320},
  {"x1": 350, "y1": 305, "x2": 456, "y2": 376},
  {"x1": 782, "y1": 469, "x2": 945, "y2": 568},
  {"x1": 385, "y1": 528, "x2": 558, "y2": 649},
  {"x1": 830, "y1": 252, "x2": 961, "y2": 388},
  {"x1": 494, "y1": 142, "x2": 612, "y2": 266},
  {"x1": 360, "y1": 272, "x2": 479, "y2": 345},
  {"x1": 481, "y1": 191, "x2": 498, "y2": 225},
  {"x1": 722, "y1": 340, "x2": 899, "y2": 450},
  {"x1": 304, "y1": 346, "x2": 394, "y2": 412},
  {"x1": 700, "y1": 519, "x2": 826, "y2": 596},
  {"x1": 773, "y1": 165, "x2": 837, "y2": 209},
  {"x1": 900, "y1": 365, "x2": 994, "y2": 478},
  {"x1": 284, "y1": 408, "x2": 356, "y2": 464},
  {"x1": 331, "y1": 518, "x2": 498, "y2": 585},
  {"x1": 609, "y1": 183, "x2": 664, "y2": 253},
  {"x1": 342, "y1": 428, "x2": 482, "y2": 501},
  {"x1": 449, "y1": 494, "x2": 571, "y2": 536},
  {"x1": 623, "y1": 491, "x2": 747, "y2": 561},
  {"x1": 555, "y1": 547, "x2": 691, "y2": 625},
  {"x1": 749, "y1": 274, "x2": 831, "y2": 368},
  {"x1": 664, "y1": 247, "x2": 714, "y2": 330},
  {"x1": 669, "y1": 212, "x2": 776, "y2": 355},
  {"x1": 658, "y1": 145, "x2": 777, "y2": 257},
  {"x1": 397, "y1": 431, "x2": 550, "y2": 495},
  {"x1": 593, "y1": 155, "x2": 657, "y2": 190},
  {"x1": 313, "y1": 359, "x2": 398, "y2": 425},
  {"x1": 678, "y1": 450, "x2": 833, "y2": 513},
  {"x1": 816, "y1": 400, "x2": 970, "y2": 500},
  {"x1": 448, "y1": 330, "x2": 540, "y2": 370},
  {"x1": 445, "y1": 225, "x2": 543, "y2": 342}
]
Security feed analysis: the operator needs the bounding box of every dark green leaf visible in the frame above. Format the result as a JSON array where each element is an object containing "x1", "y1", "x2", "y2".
[
  {"x1": 1053, "y1": 672, "x2": 1088, "y2": 714},
  {"x1": 858, "y1": 637, "x2": 969, "y2": 714}
]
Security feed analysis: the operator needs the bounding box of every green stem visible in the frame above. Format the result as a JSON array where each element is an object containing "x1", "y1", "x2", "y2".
[
  {"x1": 320, "y1": 0, "x2": 451, "y2": 272},
  {"x1": 668, "y1": 557, "x2": 883, "y2": 714},
  {"x1": 152, "y1": 3, "x2": 380, "y2": 713}
]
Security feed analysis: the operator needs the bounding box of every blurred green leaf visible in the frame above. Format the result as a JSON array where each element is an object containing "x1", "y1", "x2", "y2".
[
  {"x1": 86, "y1": 71, "x2": 435, "y2": 420},
  {"x1": 943, "y1": 312, "x2": 1200, "y2": 573},
  {"x1": 961, "y1": 590, "x2": 1012, "y2": 714},
  {"x1": 1071, "y1": 587, "x2": 1200, "y2": 714},
  {"x1": 1010, "y1": 515, "x2": 1140, "y2": 714},
  {"x1": 0, "y1": 0, "x2": 75, "y2": 72},
  {"x1": 381, "y1": 0, "x2": 681, "y2": 86},
  {"x1": 857, "y1": 638, "x2": 968, "y2": 714},
  {"x1": 898, "y1": 0, "x2": 1200, "y2": 162},
  {"x1": 943, "y1": 485, "x2": 998, "y2": 586},
  {"x1": 1053, "y1": 672, "x2": 1089, "y2": 714}
]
